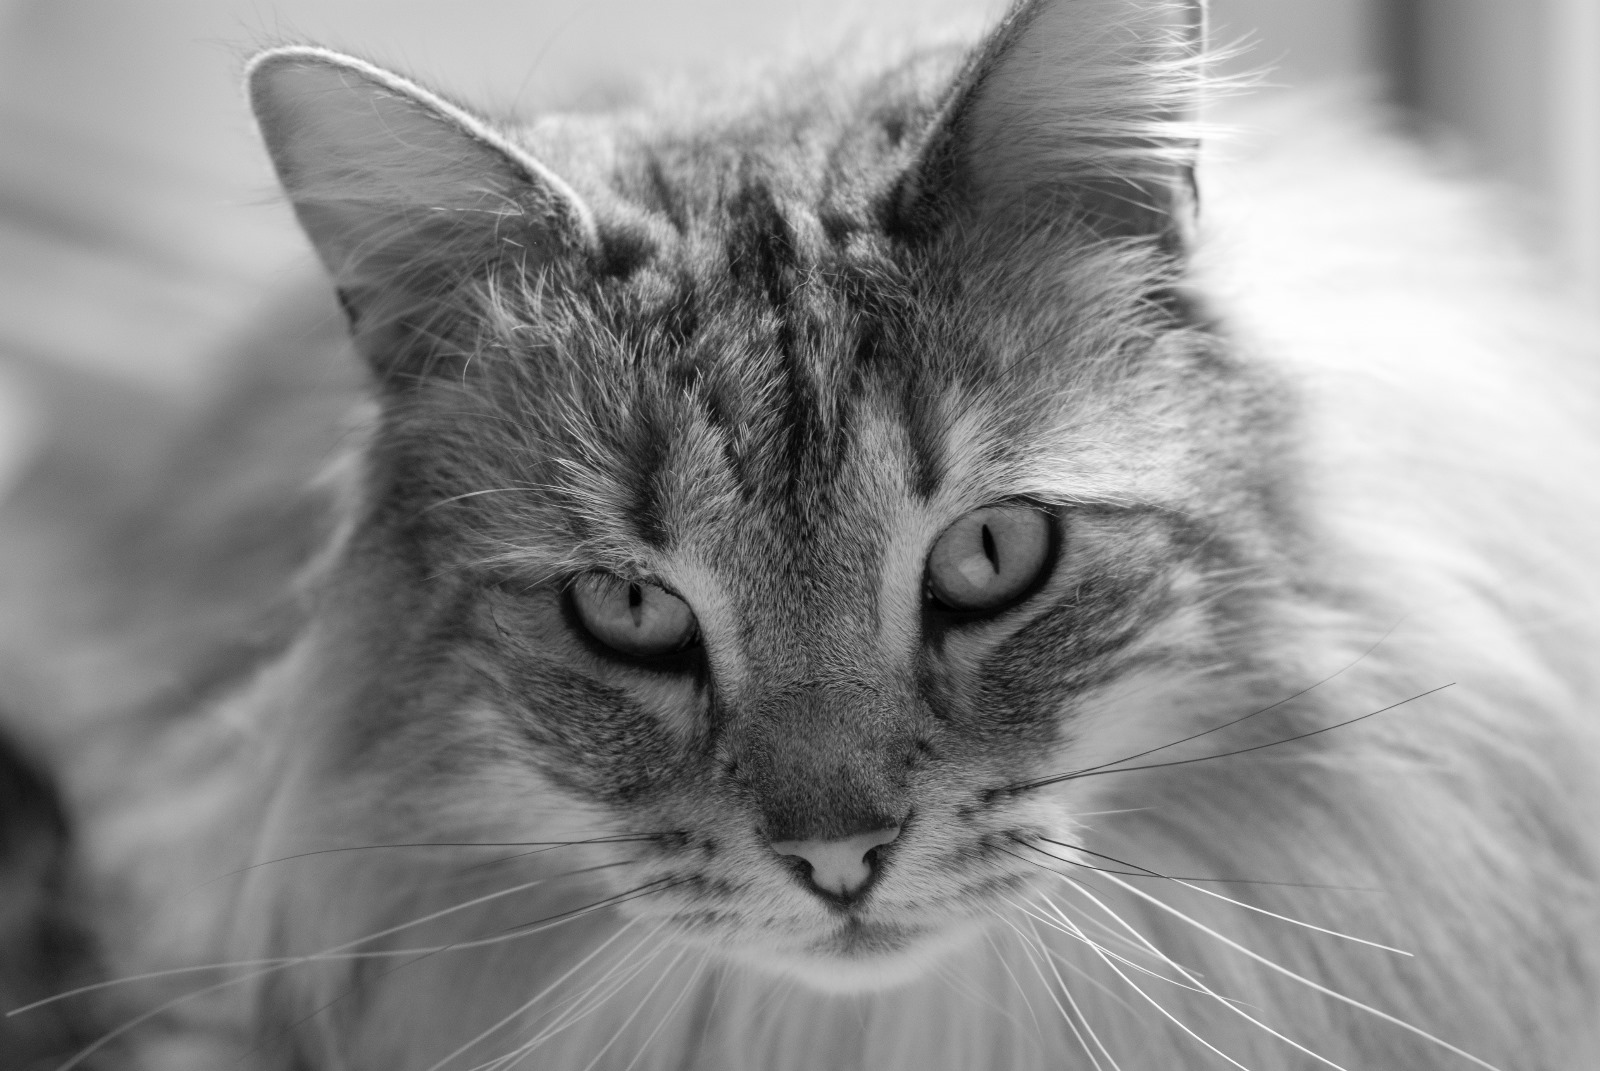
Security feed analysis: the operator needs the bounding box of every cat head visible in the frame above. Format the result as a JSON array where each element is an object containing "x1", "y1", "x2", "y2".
[{"x1": 247, "y1": 0, "x2": 1294, "y2": 990}]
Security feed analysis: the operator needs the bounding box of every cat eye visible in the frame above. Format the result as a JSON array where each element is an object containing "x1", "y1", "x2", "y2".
[
  {"x1": 925, "y1": 505, "x2": 1053, "y2": 614},
  {"x1": 570, "y1": 574, "x2": 699, "y2": 659}
]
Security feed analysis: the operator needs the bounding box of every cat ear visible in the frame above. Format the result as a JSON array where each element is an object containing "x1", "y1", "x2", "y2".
[
  {"x1": 247, "y1": 47, "x2": 598, "y2": 363},
  {"x1": 895, "y1": 0, "x2": 1203, "y2": 252}
]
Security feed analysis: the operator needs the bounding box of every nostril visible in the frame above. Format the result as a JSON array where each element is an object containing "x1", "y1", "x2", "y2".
[{"x1": 770, "y1": 825, "x2": 902, "y2": 898}]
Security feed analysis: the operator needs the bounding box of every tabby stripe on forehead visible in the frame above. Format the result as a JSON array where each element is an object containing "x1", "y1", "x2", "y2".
[
  {"x1": 626, "y1": 410, "x2": 674, "y2": 549},
  {"x1": 901, "y1": 385, "x2": 947, "y2": 502},
  {"x1": 723, "y1": 173, "x2": 820, "y2": 507},
  {"x1": 724, "y1": 174, "x2": 797, "y2": 311}
]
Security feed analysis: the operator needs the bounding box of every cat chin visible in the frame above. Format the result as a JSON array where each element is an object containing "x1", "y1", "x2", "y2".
[{"x1": 716, "y1": 917, "x2": 991, "y2": 995}]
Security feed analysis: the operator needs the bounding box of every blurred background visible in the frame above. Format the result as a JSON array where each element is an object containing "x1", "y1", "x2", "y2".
[{"x1": 0, "y1": 0, "x2": 1595, "y2": 496}]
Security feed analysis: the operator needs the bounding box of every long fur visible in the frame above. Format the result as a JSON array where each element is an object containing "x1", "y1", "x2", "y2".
[{"x1": 3, "y1": 2, "x2": 1599, "y2": 1069}]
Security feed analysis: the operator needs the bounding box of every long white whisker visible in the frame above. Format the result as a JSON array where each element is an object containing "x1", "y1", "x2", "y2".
[
  {"x1": 573, "y1": 945, "x2": 691, "y2": 1071},
  {"x1": 685, "y1": 952, "x2": 727, "y2": 1055},
  {"x1": 1023, "y1": 893, "x2": 1255, "y2": 1071},
  {"x1": 1032, "y1": 840, "x2": 1411, "y2": 956},
  {"x1": 1096, "y1": 872, "x2": 1505, "y2": 1071},
  {"x1": 1059, "y1": 881, "x2": 1356, "y2": 1071},
  {"x1": 202, "y1": 834, "x2": 660, "y2": 886},
  {"x1": 421, "y1": 916, "x2": 648, "y2": 1071},
  {"x1": 1011, "y1": 895, "x2": 1224, "y2": 999},
  {"x1": 50, "y1": 876, "x2": 673, "y2": 1071},
  {"x1": 1013, "y1": 919, "x2": 1105, "y2": 1071},
  {"x1": 1170, "y1": 878, "x2": 1411, "y2": 956},
  {"x1": 1070, "y1": 909, "x2": 1186, "y2": 964},
  {"x1": 1008, "y1": 908, "x2": 1152, "y2": 1025},
  {"x1": 1010, "y1": 913, "x2": 1117, "y2": 1071},
  {"x1": 7, "y1": 958, "x2": 312, "y2": 1014},
  {"x1": 981, "y1": 928, "x2": 1045, "y2": 1037},
  {"x1": 478, "y1": 922, "x2": 680, "y2": 1071},
  {"x1": 997, "y1": 844, "x2": 1183, "y2": 964},
  {"x1": 477, "y1": 941, "x2": 671, "y2": 1071},
  {"x1": 1025, "y1": 903, "x2": 1132, "y2": 1071},
  {"x1": 618, "y1": 948, "x2": 705, "y2": 1071},
  {"x1": 12, "y1": 870, "x2": 597, "y2": 1015}
]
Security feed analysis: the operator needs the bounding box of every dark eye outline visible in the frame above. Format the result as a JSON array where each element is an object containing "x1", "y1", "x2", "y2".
[
  {"x1": 562, "y1": 573, "x2": 705, "y2": 672},
  {"x1": 922, "y1": 503, "x2": 1060, "y2": 623}
]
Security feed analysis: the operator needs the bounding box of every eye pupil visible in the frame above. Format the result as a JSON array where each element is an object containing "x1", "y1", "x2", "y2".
[
  {"x1": 926, "y1": 506, "x2": 1052, "y2": 613},
  {"x1": 571, "y1": 575, "x2": 699, "y2": 659}
]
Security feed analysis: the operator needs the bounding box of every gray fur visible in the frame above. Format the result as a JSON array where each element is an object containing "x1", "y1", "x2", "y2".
[{"x1": 2, "y1": 1, "x2": 1598, "y2": 1068}]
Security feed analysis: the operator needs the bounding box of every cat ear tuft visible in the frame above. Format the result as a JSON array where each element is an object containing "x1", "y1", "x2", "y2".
[
  {"x1": 247, "y1": 46, "x2": 598, "y2": 352},
  {"x1": 895, "y1": 0, "x2": 1204, "y2": 252}
]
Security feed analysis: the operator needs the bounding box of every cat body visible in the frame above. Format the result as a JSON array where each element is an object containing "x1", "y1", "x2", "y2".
[{"x1": 3, "y1": 1, "x2": 1600, "y2": 1068}]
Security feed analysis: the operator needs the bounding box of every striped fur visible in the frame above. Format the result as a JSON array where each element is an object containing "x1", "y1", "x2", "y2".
[{"x1": 3, "y1": 1, "x2": 1598, "y2": 1068}]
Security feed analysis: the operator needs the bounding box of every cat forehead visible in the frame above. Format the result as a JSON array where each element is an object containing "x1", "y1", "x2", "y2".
[
  {"x1": 414, "y1": 53, "x2": 1243, "y2": 574},
  {"x1": 447, "y1": 239, "x2": 1207, "y2": 580},
  {"x1": 437, "y1": 189, "x2": 1222, "y2": 565}
]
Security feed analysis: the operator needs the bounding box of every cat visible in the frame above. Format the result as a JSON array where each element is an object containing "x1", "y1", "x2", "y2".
[{"x1": 3, "y1": 0, "x2": 1600, "y2": 1068}]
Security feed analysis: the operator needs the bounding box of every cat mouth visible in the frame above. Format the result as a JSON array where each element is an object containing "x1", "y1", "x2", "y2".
[
  {"x1": 660, "y1": 900, "x2": 931, "y2": 960},
  {"x1": 753, "y1": 916, "x2": 996, "y2": 992},
  {"x1": 816, "y1": 917, "x2": 924, "y2": 957},
  {"x1": 643, "y1": 862, "x2": 1030, "y2": 980}
]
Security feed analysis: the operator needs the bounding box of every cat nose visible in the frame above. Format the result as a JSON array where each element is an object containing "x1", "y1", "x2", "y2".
[{"x1": 770, "y1": 826, "x2": 902, "y2": 899}]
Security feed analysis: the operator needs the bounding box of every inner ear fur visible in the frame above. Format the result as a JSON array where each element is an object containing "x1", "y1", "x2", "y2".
[
  {"x1": 894, "y1": 0, "x2": 1204, "y2": 252},
  {"x1": 247, "y1": 46, "x2": 598, "y2": 374}
]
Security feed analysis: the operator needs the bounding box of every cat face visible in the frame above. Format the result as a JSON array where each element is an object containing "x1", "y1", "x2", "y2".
[{"x1": 250, "y1": 0, "x2": 1292, "y2": 989}]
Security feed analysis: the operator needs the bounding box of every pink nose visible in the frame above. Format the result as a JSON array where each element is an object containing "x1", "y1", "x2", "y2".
[{"x1": 770, "y1": 826, "x2": 902, "y2": 897}]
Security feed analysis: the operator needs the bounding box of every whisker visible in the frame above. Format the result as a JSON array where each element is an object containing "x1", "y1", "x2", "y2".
[
  {"x1": 1008, "y1": 891, "x2": 1228, "y2": 1000},
  {"x1": 1005, "y1": 914, "x2": 1118, "y2": 1071},
  {"x1": 493, "y1": 876, "x2": 694, "y2": 941},
  {"x1": 475, "y1": 923, "x2": 681, "y2": 1071},
  {"x1": 998, "y1": 846, "x2": 1186, "y2": 967},
  {"x1": 1022, "y1": 909, "x2": 1160, "y2": 1022},
  {"x1": 1094, "y1": 872, "x2": 1505, "y2": 1071},
  {"x1": 1014, "y1": 833, "x2": 1366, "y2": 891},
  {"x1": 1059, "y1": 878, "x2": 1358, "y2": 1071},
  {"x1": 454, "y1": 838, "x2": 664, "y2": 878},
  {"x1": 41, "y1": 875, "x2": 680, "y2": 1071},
  {"x1": 1021, "y1": 893, "x2": 1255, "y2": 1071},
  {"x1": 1014, "y1": 925, "x2": 1105, "y2": 1071},
  {"x1": 978, "y1": 929, "x2": 1045, "y2": 1036},
  {"x1": 423, "y1": 918, "x2": 653, "y2": 1071},
  {"x1": 1015, "y1": 684, "x2": 1454, "y2": 792},
  {"x1": 264, "y1": 875, "x2": 660, "y2": 1067},
  {"x1": 10, "y1": 862, "x2": 641, "y2": 1015},
  {"x1": 502, "y1": 938, "x2": 679, "y2": 1070},
  {"x1": 1038, "y1": 920, "x2": 1126, "y2": 1071},
  {"x1": 573, "y1": 945, "x2": 691, "y2": 1071},
  {"x1": 677, "y1": 947, "x2": 724, "y2": 1061},
  {"x1": 617, "y1": 950, "x2": 705, "y2": 1071},
  {"x1": 468, "y1": 955, "x2": 662, "y2": 1071},
  {"x1": 1029, "y1": 838, "x2": 1409, "y2": 955},
  {"x1": 200, "y1": 833, "x2": 671, "y2": 887},
  {"x1": 1011, "y1": 623, "x2": 1405, "y2": 792}
]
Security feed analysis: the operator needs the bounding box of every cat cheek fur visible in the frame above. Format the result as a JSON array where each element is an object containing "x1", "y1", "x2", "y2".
[{"x1": 11, "y1": 0, "x2": 1598, "y2": 1068}]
